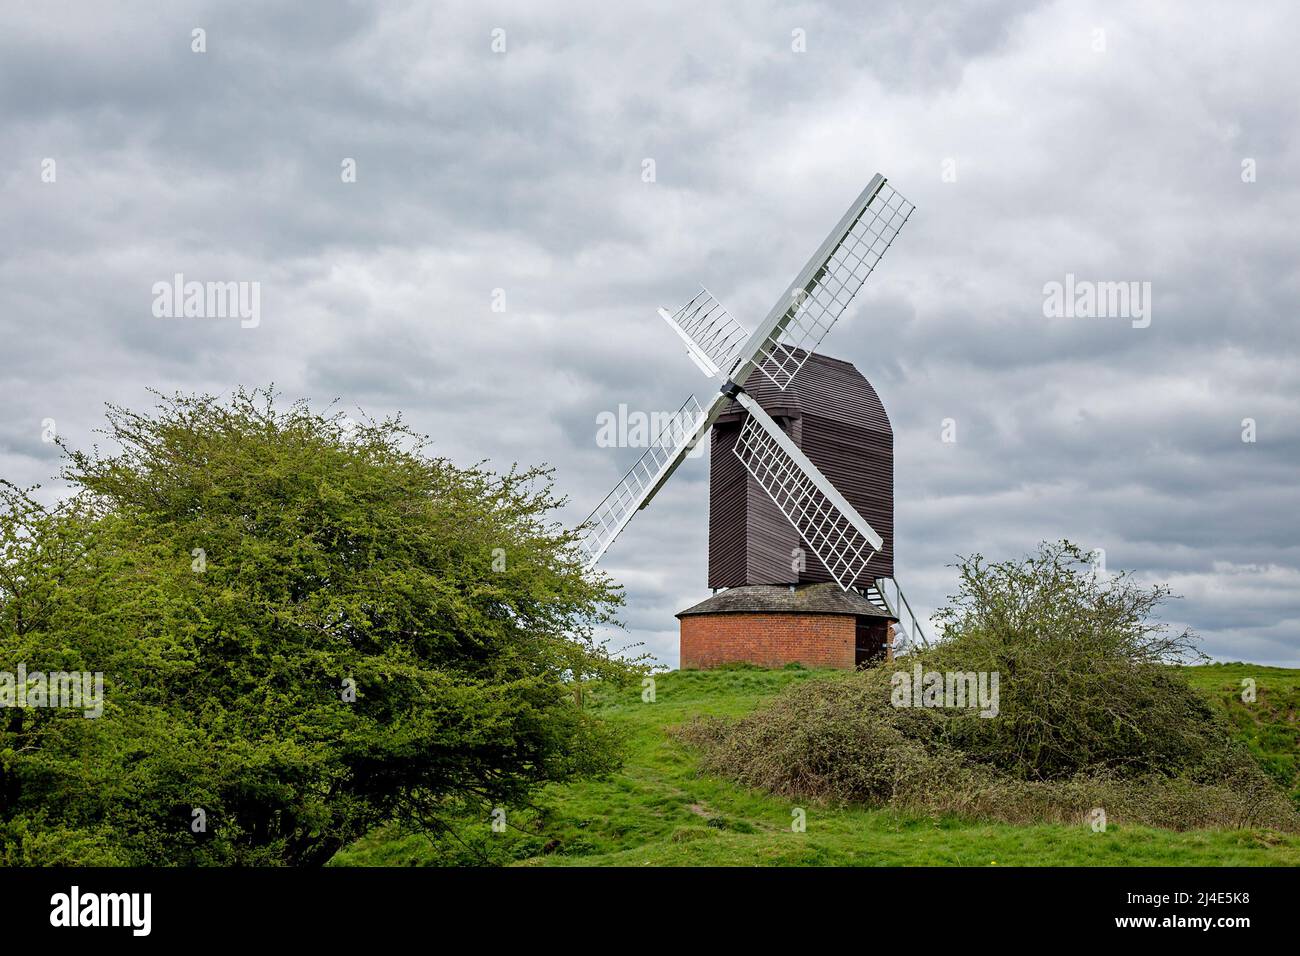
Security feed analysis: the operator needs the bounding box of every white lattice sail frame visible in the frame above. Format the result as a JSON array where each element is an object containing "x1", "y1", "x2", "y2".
[
  {"x1": 753, "y1": 181, "x2": 914, "y2": 389},
  {"x1": 658, "y1": 288, "x2": 749, "y2": 380},
  {"x1": 576, "y1": 394, "x2": 709, "y2": 570},
  {"x1": 730, "y1": 393, "x2": 882, "y2": 590}
]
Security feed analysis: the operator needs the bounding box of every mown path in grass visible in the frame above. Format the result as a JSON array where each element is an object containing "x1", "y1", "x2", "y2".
[{"x1": 333, "y1": 664, "x2": 1300, "y2": 867}]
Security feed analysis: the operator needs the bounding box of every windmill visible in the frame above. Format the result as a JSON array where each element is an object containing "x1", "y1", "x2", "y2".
[{"x1": 577, "y1": 174, "x2": 928, "y2": 667}]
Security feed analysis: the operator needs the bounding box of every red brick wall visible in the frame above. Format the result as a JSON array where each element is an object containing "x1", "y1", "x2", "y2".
[{"x1": 679, "y1": 612, "x2": 856, "y2": 670}]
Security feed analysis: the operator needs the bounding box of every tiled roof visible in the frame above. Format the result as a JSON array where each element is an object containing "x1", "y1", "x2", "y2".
[{"x1": 676, "y1": 582, "x2": 895, "y2": 619}]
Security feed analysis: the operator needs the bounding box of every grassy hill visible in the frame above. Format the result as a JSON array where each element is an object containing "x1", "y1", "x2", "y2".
[
  {"x1": 1179, "y1": 662, "x2": 1300, "y2": 807},
  {"x1": 333, "y1": 662, "x2": 1300, "y2": 867}
]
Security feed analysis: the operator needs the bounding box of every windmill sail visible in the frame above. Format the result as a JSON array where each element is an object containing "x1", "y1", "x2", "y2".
[
  {"x1": 731, "y1": 392, "x2": 882, "y2": 590},
  {"x1": 576, "y1": 394, "x2": 712, "y2": 570},
  {"x1": 658, "y1": 289, "x2": 750, "y2": 381},
  {"x1": 734, "y1": 176, "x2": 914, "y2": 391}
]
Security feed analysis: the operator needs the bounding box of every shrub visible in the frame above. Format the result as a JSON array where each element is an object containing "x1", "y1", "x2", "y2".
[
  {"x1": 926, "y1": 542, "x2": 1228, "y2": 779},
  {"x1": 678, "y1": 542, "x2": 1299, "y2": 832}
]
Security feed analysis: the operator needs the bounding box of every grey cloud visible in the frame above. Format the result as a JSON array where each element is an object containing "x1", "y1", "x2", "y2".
[{"x1": 1, "y1": 0, "x2": 1297, "y2": 667}]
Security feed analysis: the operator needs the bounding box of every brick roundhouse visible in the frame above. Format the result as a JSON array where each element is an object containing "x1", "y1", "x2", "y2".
[{"x1": 678, "y1": 583, "x2": 894, "y2": 670}]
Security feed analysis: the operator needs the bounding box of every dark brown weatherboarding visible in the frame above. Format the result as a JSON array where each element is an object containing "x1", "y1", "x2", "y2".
[{"x1": 708, "y1": 351, "x2": 893, "y2": 588}]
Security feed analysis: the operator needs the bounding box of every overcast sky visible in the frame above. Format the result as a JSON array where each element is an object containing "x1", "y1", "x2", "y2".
[{"x1": 2, "y1": 1, "x2": 1297, "y2": 667}]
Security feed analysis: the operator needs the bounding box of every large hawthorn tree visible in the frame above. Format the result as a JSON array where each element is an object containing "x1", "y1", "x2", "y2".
[{"x1": 0, "y1": 389, "x2": 636, "y2": 865}]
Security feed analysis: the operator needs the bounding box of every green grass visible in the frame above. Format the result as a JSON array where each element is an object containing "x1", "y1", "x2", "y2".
[
  {"x1": 332, "y1": 663, "x2": 1300, "y2": 867},
  {"x1": 1178, "y1": 662, "x2": 1300, "y2": 806}
]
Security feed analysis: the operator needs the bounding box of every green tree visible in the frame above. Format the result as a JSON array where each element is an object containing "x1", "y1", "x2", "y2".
[{"x1": 0, "y1": 389, "x2": 639, "y2": 865}]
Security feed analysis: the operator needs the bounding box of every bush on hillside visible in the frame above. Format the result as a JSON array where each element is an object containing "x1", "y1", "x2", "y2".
[
  {"x1": 678, "y1": 542, "x2": 1298, "y2": 832},
  {"x1": 925, "y1": 541, "x2": 1221, "y2": 779}
]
